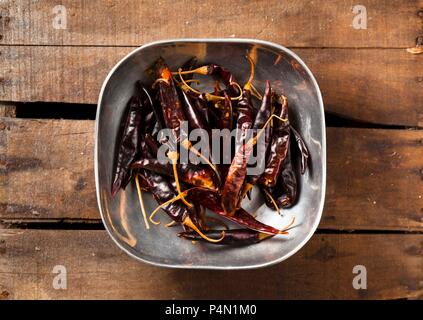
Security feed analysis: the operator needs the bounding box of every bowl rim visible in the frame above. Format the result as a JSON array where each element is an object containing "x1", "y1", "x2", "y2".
[{"x1": 95, "y1": 38, "x2": 326, "y2": 270}]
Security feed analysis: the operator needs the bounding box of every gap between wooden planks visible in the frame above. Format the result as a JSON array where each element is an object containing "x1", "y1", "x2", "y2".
[
  {"x1": 0, "y1": 230, "x2": 421, "y2": 299},
  {"x1": 0, "y1": 46, "x2": 421, "y2": 126},
  {"x1": 0, "y1": 118, "x2": 422, "y2": 231},
  {"x1": 0, "y1": 0, "x2": 421, "y2": 47}
]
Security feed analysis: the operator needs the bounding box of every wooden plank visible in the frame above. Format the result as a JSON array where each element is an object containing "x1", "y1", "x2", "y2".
[
  {"x1": 1, "y1": 118, "x2": 423, "y2": 231},
  {"x1": 0, "y1": 118, "x2": 97, "y2": 221},
  {"x1": 0, "y1": 102, "x2": 15, "y2": 117},
  {"x1": 0, "y1": 230, "x2": 421, "y2": 299},
  {"x1": 0, "y1": 0, "x2": 421, "y2": 47},
  {"x1": 1, "y1": 46, "x2": 421, "y2": 126},
  {"x1": 324, "y1": 128, "x2": 423, "y2": 231}
]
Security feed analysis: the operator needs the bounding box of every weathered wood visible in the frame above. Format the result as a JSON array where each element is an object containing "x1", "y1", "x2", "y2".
[
  {"x1": 0, "y1": 230, "x2": 421, "y2": 299},
  {"x1": 0, "y1": 46, "x2": 421, "y2": 126},
  {"x1": 0, "y1": 118, "x2": 97, "y2": 221},
  {"x1": 0, "y1": 0, "x2": 421, "y2": 47},
  {"x1": 324, "y1": 128, "x2": 423, "y2": 231},
  {"x1": 0, "y1": 102, "x2": 15, "y2": 117},
  {"x1": 1, "y1": 118, "x2": 422, "y2": 231}
]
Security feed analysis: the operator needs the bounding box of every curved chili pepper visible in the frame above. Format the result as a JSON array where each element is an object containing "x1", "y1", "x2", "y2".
[
  {"x1": 193, "y1": 93, "x2": 212, "y2": 124},
  {"x1": 131, "y1": 158, "x2": 217, "y2": 190},
  {"x1": 275, "y1": 147, "x2": 298, "y2": 208},
  {"x1": 178, "y1": 229, "x2": 272, "y2": 245},
  {"x1": 181, "y1": 90, "x2": 208, "y2": 131},
  {"x1": 290, "y1": 125, "x2": 309, "y2": 175},
  {"x1": 155, "y1": 58, "x2": 187, "y2": 134},
  {"x1": 189, "y1": 189, "x2": 287, "y2": 235},
  {"x1": 177, "y1": 63, "x2": 240, "y2": 96},
  {"x1": 248, "y1": 80, "x2": 272, "y2": 185},
  {"x1": 137, "y1": 81, "x2": 165, "y2": 132},
  {"x1": 259, "y1": 94, "x2": 290, "y2": 188},
  {"x1": 141, "y1": 167, "x2": 190, "y2": 222},
  {"x1": 220, "y1": 89, "x2": 255, "y2": 214},
  {"x1": 111, "y1": 96, "x2": 144, "y2": 197}
]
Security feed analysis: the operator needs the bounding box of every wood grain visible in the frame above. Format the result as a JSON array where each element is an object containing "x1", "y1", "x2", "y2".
[
  {"x1": 0, "y1": 102, "x2": 15, "y2": 117},
  {"x1": 0, "y1": 0, "x2": 421, "y2": 47},
  {"x1": 0, "y1": 46, "x2": 422, "y2": 126},
  {"x1": 1, "y1": 118, "x2": 422, "y2": 231},
  {"x1": 0, "y1": 229, "x2": 421, "y2": 299},
  {"x1": 0, "y1": 118, "x2": 97, "y2": 222}
]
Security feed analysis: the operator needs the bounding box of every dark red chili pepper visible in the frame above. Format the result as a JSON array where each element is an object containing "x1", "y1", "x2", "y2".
[
  {"x1": 218, "y1": 91, "x2": 233, "y2": 130},
  {"x1": 275, "y1": 146, "x2": 298, "y2": 208},
  {"x1": 155, "y1": 58, "x2": 187, "y2": 136},
  {"x1": 140, "y1": 166, "x2": 189, "y2": 222},
  {"x1": 221, "y1": 89, "x2": 255, "y2": 214},
  {"x1": 290, "y1": 125, "x2": 309, "y2": 175},
  {"x1": 259, "y1": 94, "x2": 290, "y2": 188},
  {"x1": 178, "y1": 63, "x2": 240, "y2": 96},
  {"x1": 111, "y1": 96, "x2": 145, "y2": 197},
  {"x1": 144, "y1": 133, "x2": 159, "y2": 157},
  {"x1": 180, "y1": 90, "x2": 208, "y2": 131},
  {"x1": 248, "y1": 80, "x2": 272, "y2": 185},
  {"x1": 178, "y1": 229, "x2": 272, "y2": 245},
  {"x1": 131, "y1": 158, "x2": 217, "y2": 190},
  {"x1": 193, "y1": 93, "x2": 213, "y2": 124},
  {"x1": 137, "y1": 81, "x2": 165, "y2": 132},
  {"x1": 189, "y1": 189, "x2": 287, "y2": 235}
]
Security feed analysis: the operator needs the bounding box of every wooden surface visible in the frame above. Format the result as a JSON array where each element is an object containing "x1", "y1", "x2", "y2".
[
  {"x1": 0, "y1": 0, "x2": 421, "y2": 47},
  {"x1": 0, "y1": 230, "x2": 422, "y2": 300},
  {"x1": 1, "y1": 47, "x2": 422, "y2": 126},
  {"x1": 1, "y1": 117, "x2": 422, "y2": 231},
  {"x1": 0, "y1": 0, "x2": 422, "y2": 300}
]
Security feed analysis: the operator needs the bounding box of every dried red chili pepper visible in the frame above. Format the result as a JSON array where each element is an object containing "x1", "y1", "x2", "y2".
[
  {"x1": 180, "y1": 90, "x2": 208, "y2": 131},
  {"x1": 248, "y1": 80, "x2": 272, "y2": 185},
  {"x1": 189, "y1": 189, "x2": 290, "y2": 235},
  {"x1": 179, "y1": 229, "x2": 272, "y2": 245},
  {"x1": 111, "y1": 96, "x2": 144, "y2": 197},
  {"x1": 273, "y1": 146, "x2": 298, "y2": 208},
  {"x1": 131, "y1": 158, "x2": 217, "y2": 190},
  {"x1": 259, "y1": 94, "x2": 290, "y2": 188},
  {"x1": 176, "y1": 63, "x2": 240, "y2": 97},
  {"x1": 136, "y1": 137, "x2": 222, "y2": 242}
]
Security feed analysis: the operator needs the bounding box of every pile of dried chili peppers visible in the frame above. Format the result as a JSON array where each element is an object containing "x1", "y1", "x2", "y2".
[{"x1": 110, "y1": 56, "x2": 309, "y2": 246}]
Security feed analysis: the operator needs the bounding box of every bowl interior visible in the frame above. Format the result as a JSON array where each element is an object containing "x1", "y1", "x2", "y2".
[{"x1": 96, "y1": 39, "x2": 325, "y2": 269}]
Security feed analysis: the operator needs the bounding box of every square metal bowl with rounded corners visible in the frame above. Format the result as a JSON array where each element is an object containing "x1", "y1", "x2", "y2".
[{"x1": 95, "y1": 38, "x2": 326, "y2": 270}]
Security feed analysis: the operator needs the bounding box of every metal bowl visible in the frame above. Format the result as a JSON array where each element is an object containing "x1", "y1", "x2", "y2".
[{"x1": 95, "y1": 39, "x2": 326, "y2": 269}]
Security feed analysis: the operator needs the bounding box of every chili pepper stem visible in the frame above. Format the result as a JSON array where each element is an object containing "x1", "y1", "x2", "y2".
[
  {"x1": 149, "y1": 187, "x2": 199, "y2": 225},
  {"x1": 182, "y1": 216, "x2": 226, "y2": 243},
  {"x1": 240, "y1": 183, "x2": 254, "y2": 202},
  {"x1": 168, "y1": 151, "x2": 193, "y2": 208},
  {"x1": 258, "y1": 232, "x2": 274, "y2": 241},
  {"x1": 177, "y1": 69, "x2": 243, "y2": 102},
  {"x1": 278, "y1": 216, "x2": 296, "y2": 235},
  {"x1": 244, "y1": 55, "x2": 256, "y2": 91},
  {"x1": 172, "y1": 66, "x2": 209, "y2": 76},
  {"x1": 135, "y1": 174, "x2": 150, "y2": 229},
  {"x1": 165, "y1": 221, "x2": 177, "y2": 228},
  {"x1": 251, "y1": 114, "x2": 288, "y2": 147},
  {"x1": 250, "y1": 84, "x2": 263, "y2": 100},
  {"x1": 262, "y1": 188, "x2": 282, "y2": 215}
]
